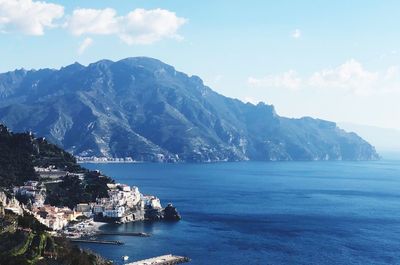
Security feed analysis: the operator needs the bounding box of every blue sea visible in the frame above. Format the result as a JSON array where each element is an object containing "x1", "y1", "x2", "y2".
[{"x1": 82, "y1": 160, "x2": 400, "y2": 265}]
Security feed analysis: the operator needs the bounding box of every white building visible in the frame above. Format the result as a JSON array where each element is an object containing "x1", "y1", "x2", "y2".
[
  {"x1": 76, "y1": 203, "x2": 92, "y2": 217},
  {"x1": 142, "y1": 195, "x2": 162, "y2": 209},
  {"x1": 92, "y1": 184, "x2": 142, "y2": 218},
  {"x1": 104, "y1": 206, "x2": 125, "y2": 218}
]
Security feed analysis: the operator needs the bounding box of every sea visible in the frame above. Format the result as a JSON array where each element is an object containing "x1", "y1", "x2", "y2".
[{"x1": 81, "y1": 159, "x2": 400, "y2": 265}]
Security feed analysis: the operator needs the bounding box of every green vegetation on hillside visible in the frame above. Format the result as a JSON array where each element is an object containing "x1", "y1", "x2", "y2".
[
  {"x1": 34, "y1": 137, "x2": 84, "y2": 173},
  {"x1": 0, "y1": 124, "x2": 84, "y2": 188},
  {"x1": 0, "y1": 210, "x2": 111, "y2": 265},
  {"x1": 46, "y1": 173, "x2": 113, "y2": 209},
  {"x1": 0, "y1": 125, "x2": 37, "y2": 187},
  {"x1": 0, "y1": 125, "x2": 113, "y2": 265},
  {"x1": 0, "y1": 124, "x2": 113, "y2": 209}
]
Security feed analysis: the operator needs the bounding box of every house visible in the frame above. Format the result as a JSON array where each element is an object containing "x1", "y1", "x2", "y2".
[{"x1": 75, "y1": 203, "x2": 92, "y2": 217}]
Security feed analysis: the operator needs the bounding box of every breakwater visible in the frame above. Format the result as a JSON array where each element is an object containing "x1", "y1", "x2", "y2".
[
  {"x1": 97, "y1": 232, "x2": 150, "y2": 237},
  {"x1": 71, "y1": 239, "x2": 124, "y2": 245},
  {"x1": 126, "y1": 254, "x2": 190, "y2": 265}
]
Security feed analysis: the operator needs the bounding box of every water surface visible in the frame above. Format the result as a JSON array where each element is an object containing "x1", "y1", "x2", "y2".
[{"x1": 82, "y1": 161, "x2": 400, "y2": 265}]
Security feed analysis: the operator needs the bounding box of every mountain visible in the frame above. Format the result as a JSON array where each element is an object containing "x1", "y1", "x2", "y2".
[
  {"x1": 338, "y1": 122, "x2": 400, "y2": 157},
  {"x1": 0, "y1": 57, "x2": 378, "y2": 162},
  {"x1": 0, "y1": 124, "x2": 81, "y2": 187}
]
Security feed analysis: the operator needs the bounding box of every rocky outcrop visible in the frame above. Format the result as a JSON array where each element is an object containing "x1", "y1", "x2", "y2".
[
  {"x1": 144, "y1": 204, "x2": 181, "y2": 221},
  {"x1": 163, "y1": 203, "x2": 181, "y2": 221},
  {"x1": 145, "y1": 208, "x2": 164, "y2": 221},
  {"x1": 0, "y1": 191, "x2": 23, "y2": 215}
]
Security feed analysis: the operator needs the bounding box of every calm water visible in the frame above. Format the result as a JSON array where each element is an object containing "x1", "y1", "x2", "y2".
[{"x1": 81, "y1": 161, "x2": 400, "y2": 265}]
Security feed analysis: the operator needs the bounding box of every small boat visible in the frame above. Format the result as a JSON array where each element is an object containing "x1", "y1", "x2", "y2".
[{"x1": 122, "y1": 255, "x2": 129, "y2": 261}]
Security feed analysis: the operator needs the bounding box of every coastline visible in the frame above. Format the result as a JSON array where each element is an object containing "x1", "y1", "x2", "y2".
[
  {"x1": 77, "y1": 160, "x2": 144, "y2": 164},
  {"x1": 65, "y1": 220, "x2": 108, "y2": 238},
  {"x1": 92, "y1": 221, "x2": 108, "y2": 232}
]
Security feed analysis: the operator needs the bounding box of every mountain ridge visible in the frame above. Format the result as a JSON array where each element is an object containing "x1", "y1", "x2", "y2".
[
  {"x1": 0, "y1": 57, "x2": 379, "y2": 162},
  {"x1": 338, "y1": 122, "x2": 400, "y2": 153}
]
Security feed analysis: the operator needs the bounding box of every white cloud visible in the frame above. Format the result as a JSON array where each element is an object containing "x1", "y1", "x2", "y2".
[
  {"x1": 0, "y1": 2, "x2": 186, "y2": 44},
  {"x1": 0, "y1": 0, "x2": 64, "y2": 35},
  {"x1": 67, "y1": 8, "x2": 118, "y2": 36},
  {"x1": 67, "y1": 7, "x2": 186, "y2": 45},
  {"x1": 309, "y1": 59, "x2": 379, "y2": 93},
  {"x1": 291, "y1": 29, "x2": 301, "y2": 39},
  {"x1": 120, "y1": 8, "x2": 187, "y2": 45},
  {"x1": 308, "y1": 59, "x2": 400, "y2": 95},
  {"x1": 384, "y1": 65, "x2": 399, "y2": 80},
  {"x1": 248, "y1": 70, "x2": 302, "y2": 90},
  {"x1": 249, "y1": 59, "x2": 400, "y2": 95},
  {"x1": 78, "y1": 37, "x2": 93, "y2": 55}
]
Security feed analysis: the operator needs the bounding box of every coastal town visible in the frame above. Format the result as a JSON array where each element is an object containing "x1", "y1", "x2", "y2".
[
  {"x1": 0, "y1": 164, "x2": 188, "y2": 264},
  {"x1": 5, "y1": 165, "x2": 180, "y2": 235},
  {"x1": 0, "y1": 125, "x2": 187, "y2": 264}
]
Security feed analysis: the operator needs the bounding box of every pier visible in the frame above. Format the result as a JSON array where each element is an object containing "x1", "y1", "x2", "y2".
[
  {"x1": 126, "y1": 254, "x2": 190, "y2": 265},
  {"x1": 97, "y1": 232, "x2": 150, "y2": 237},
  {"x1": 71, "y1": 239, "x2": 124, "y2": 245}
]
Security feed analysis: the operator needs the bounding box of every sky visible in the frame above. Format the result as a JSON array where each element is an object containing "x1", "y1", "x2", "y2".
[{"x1": 1, "y1": 0, "x2": 400, "y2": 130}]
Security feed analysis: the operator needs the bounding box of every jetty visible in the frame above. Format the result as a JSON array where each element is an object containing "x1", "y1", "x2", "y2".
[
  {"x1": 70, "y1": 239, "x2": 124, "y2": 245},
  {"x1": 126, "y1": 254, "x2": 190, "y2": 265},
  {"x1": 97, "y1": 232, "x2": 150, "y2": 237}
]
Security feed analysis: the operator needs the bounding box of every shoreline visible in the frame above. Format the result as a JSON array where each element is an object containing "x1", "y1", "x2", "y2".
[
  {"x1": 77, "y1": 160, "x2": 144, "y2": 164},
  {"x1": 65, "y1": 220, "x2": 108, "y2": 238},
  {"x1": 67, "y1": 220, "x2": 152, "y2": 240},
  {"x1": 92, "y1": 221, "x2": 108, "y2": 231},
  {"x1": 77, "y1": 159, "x2": 384, "y2": 165}
]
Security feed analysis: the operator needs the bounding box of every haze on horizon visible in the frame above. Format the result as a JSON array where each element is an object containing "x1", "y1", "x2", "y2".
[{"x1": 1, "y1": 0, "x2": 399, "y2": 132}]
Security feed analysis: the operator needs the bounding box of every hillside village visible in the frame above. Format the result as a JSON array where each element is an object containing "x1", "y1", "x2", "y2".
[
  {"x1": 7, "y1": 165, "x2": 179, "y2": 233},
  {"x1": 0, "y1": 125, "x2": 182, "y2": 264}
]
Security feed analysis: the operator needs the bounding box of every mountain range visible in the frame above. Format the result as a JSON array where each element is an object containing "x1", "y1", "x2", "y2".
[{"x1": 0, "y1": 57, "x2": 379, "y2": 162}]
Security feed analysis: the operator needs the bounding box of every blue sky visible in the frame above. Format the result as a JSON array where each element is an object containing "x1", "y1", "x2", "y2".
[{"x1": 1, "y1": 0, "x2": 400, "y2": 129}]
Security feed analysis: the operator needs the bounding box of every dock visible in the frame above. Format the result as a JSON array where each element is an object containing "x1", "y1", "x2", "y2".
[
  {"x1": 126, "y1": 254, "x2": 190, "y2": 265},
  {"x1": 97, "y1": 232, "x2": 150, "y2": 237},
  {"x1": 71, "y1": 239, "x2": 124, "y2": 245}
]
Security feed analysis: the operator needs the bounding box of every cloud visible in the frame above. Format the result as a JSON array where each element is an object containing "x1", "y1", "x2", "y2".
[
  {"x1": 308, "y1": 59, "x2": 400, "y2": 95},
  {"x1": 120, "y1": 8, "x2": 187, "y2": 44},
  {"x1": 0, "y1": 0, "x2": 64, "y2": 35},
  {"x1": 291, "y1": 29, "x2": 301, "y2": 39},
  {"x1": 249, "y1": 59, "x2": 400, "y2": 95},
  {"x1": 78, "y1": 37, "x2": 93, "y2": 55},
  {"x1": 248, "y1": 70, "x2": 302, "y2": 90},
  {"x1": 0, "y1": 2, "x2": 186, "y2": 44},
  {"x1": 67, "y1": 7, "x2": 186, "y2": 45},
  {"x1": 67, "y1": 8, "x2": 118, "y2": 36},
  {"x1": 309, "y1": 59, "x2": 379, "y2": 93}
]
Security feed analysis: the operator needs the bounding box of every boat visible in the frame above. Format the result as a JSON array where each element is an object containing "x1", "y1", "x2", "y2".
[{"x1": 122, "y1": 255, "x2": 129, "y2": 261}]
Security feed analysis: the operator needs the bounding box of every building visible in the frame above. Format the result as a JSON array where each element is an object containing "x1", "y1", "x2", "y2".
[
  {"x1": 103, "y1": 206, "x2": 125, "y2": 218},
  {"x1": 76, "y1": 203, "x2": 91, "y2": 212},
  {"x1": 35, "y1": 166, "x2": 68, "y2": 180},
  {"x1": 142, "y1": 195, "x2": 162, "y2": 209},
  {"x1": 14, "y1": 181, "x2": 46, "y2": 206},
  {"x1": 76, "y1": 203, "x2": 92, "y2": 217},
  {"x1": 31, "y1": 205, "x2": 78, "y2": 231},
  {"x1": 91, "y1": 184, "x2": 142, "y2": 220}
]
